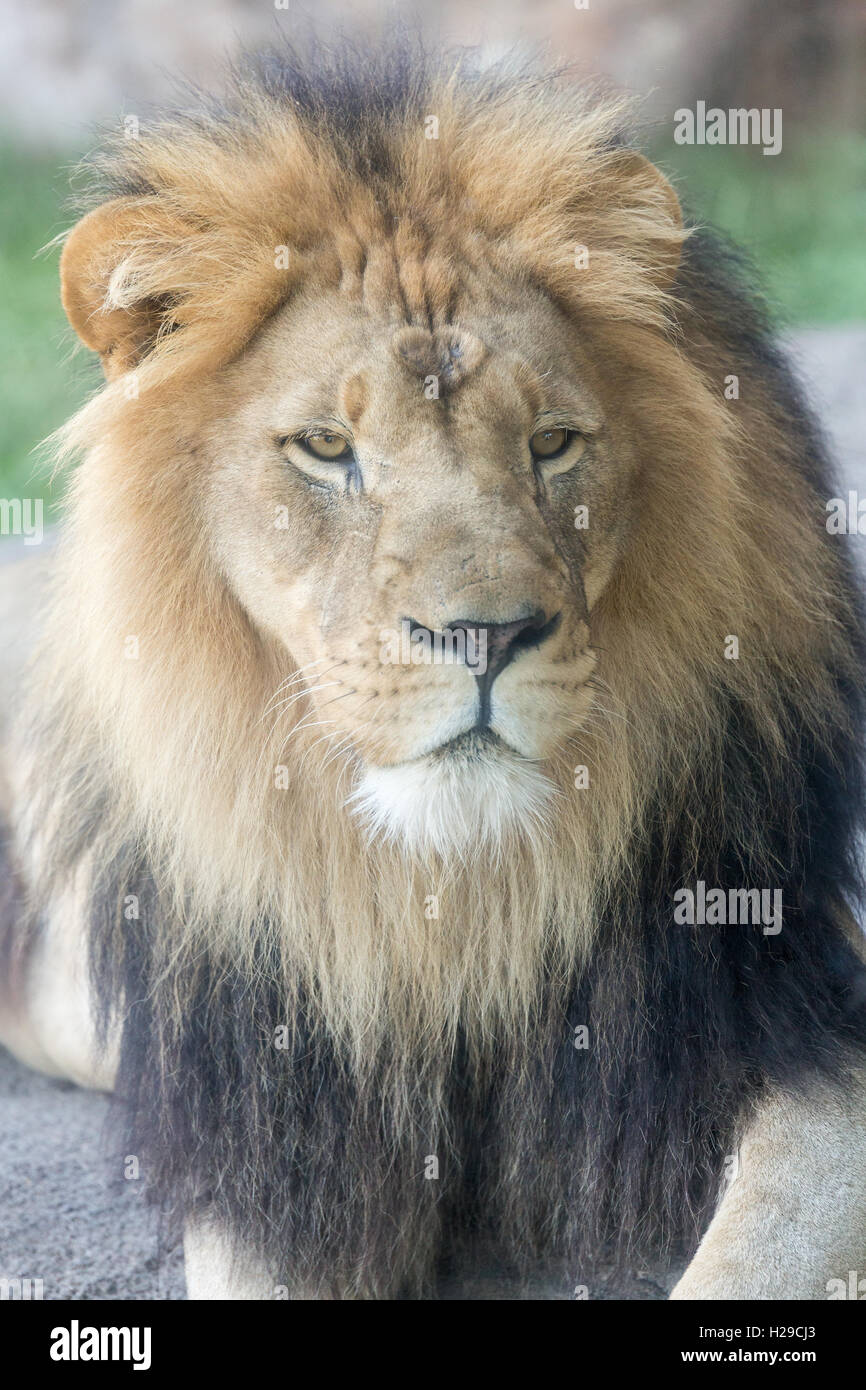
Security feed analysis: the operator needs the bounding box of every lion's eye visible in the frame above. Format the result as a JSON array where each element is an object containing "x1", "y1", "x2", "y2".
[
  {"x1": 529, "y1": 427, "x2": 572, "y2": 460},
  {"x1": 299, "y1": 432, "x2": 354, "y2": 462}
]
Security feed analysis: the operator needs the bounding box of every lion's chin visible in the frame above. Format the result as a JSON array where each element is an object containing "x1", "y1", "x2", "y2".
[{"x1": 348, "y1": 731, "x2": 557, "y2": 860}]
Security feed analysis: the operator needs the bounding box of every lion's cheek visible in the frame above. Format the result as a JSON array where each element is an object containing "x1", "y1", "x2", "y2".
[
  {"x1": 352, "y1": 670, "x2": 480, "y2": 767},
  {"x1": 489, "y1": 644, "x2": 597, "y2": 757}
]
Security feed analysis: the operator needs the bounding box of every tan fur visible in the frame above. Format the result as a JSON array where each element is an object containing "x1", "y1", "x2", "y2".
[
  {"x1": 3, "y1": 865, "x2": 114, "y2": 1090},
  {"x1": 23, "y1": 64, "x2": 849, "y2": 1069},
  {"x1": 1, "y1": 57, "x2": 863, "y2": 1299},
  {"x1": 672, "y1": 1071, "x2": 866, "y2": 1299}
]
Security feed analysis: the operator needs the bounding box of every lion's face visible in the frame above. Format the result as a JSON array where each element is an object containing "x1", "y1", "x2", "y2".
[
  {"x1": 55, "y1": 64, "x2": 688, "y2": 860},
  {"x1": 202, "y1": 265, "x2": 639, "y2": 850}
]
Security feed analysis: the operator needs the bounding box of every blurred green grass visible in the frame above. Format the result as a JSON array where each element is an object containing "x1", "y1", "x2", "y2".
[
  {"x1": 1, "y1": 130, "x2": 864, "y2": 506},
  {"x1": 655, "y1": 130, "x2": 866, "y2": 326},
  {"x1": 0, "y1": 146, "x2": 98, "y2": 511}
]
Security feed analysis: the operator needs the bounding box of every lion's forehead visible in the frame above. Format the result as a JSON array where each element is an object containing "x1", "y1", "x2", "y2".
[
  {"x1": 330, "y1": 220, "x2": 491, "y2": 324},
  {"x1": 389, "y1": 325, "x2": 487, "y2": 394},
  {"x1": 250, "y1": 265, "x2": 602, "y2": 439}
]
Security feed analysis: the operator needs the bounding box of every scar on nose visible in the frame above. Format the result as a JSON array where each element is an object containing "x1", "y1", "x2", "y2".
[{"x1": 391, "y1": 325, "x2": 486, "y2": 394}]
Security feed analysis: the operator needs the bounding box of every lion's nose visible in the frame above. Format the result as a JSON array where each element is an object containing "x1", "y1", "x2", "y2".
[
  {"x1": 448, "y1": 611, "x2": 556, "y2": 681},
  {"x1": 407, "y1": 610, "x2": 560, "y2": 719}
]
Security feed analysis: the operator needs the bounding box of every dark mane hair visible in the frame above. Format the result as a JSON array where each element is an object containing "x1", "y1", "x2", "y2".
[
  {"x1": 100, "y1": 236, "x2": 866, "y2": 1301},
  {"x1": 22, "y1": 38, "x2": 866, "y2": 1297}
]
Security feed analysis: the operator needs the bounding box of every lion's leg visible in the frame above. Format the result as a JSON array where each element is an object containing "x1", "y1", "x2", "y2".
[
  {"x1": 184, "y1": 1216, "x2": 287, "y2": 1300},
  {"x1": 0, "y1": 863, "x2": 117, "y2": 1092},
  {"x1": 671, "y1": 1067, "x2": 866, "y2": 1299}
]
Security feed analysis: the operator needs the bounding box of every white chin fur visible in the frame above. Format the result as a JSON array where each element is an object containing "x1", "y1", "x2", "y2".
[{"x1": 348, "y1": 738, "x2": 557, "y2": 859}]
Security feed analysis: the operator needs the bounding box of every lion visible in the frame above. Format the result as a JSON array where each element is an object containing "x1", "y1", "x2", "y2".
[{"x1": 1, "y1": 41, "x2": 865, "y2": 1301}]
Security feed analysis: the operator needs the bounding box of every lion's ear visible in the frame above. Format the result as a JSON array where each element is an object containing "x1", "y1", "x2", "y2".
[
  {"x1": 612, "y1": 152, "x2": 684, "y2": 289},
  {"x1": 60, "y1": 198, "x2": 187, "y2": 380}
]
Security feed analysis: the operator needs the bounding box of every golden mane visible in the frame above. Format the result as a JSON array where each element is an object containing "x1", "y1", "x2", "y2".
[
  {"x1": 60, "y1": 55, "x2": 681, "y2": 387},
  {"x1": 31, "y1": 45, "x2": 857, "y2": 1070}
]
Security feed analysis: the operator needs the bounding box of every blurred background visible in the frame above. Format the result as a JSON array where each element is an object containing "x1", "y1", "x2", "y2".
[
  {"x1": 0, "y1": 0, "x2": 864, "y2": 1300},
  {"x1": 1, "y1": 0, "x2": 864, "y2": 511}
]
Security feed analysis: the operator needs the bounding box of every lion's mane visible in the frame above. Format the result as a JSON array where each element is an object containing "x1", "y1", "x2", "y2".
[{"x1": 20, "y1": 40, "x2": 866, "y2": 1295}]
